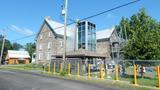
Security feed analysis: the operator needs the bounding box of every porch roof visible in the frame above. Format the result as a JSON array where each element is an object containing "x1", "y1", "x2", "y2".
[{"x1": 52, "y1": 49, "x2": 108, "y2": 58}]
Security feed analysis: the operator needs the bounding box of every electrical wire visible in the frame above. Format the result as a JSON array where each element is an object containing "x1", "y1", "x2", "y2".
[{"x1": 11, "y1": 0, "x2": 140, "y2": 42}]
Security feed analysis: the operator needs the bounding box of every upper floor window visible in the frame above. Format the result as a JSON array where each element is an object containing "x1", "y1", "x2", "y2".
[
  {"x1": 39, "y1": 44, "x2": 42, "y2": 50},
  {"x1": 60, "y1": 41, "x2": 63, "y2": 47},
  {"x1": 38, "y1": 53, "x2": 42, "y2": 60},
  {"x1": 40, "y1": 34, "x2": 43, "y2": 40},
  {"x1": 49, "y1": 32, "x2": 52, "y2": 37},
  {"x1": 48, "y1": 42, "x2": 51, "y2": 49}
]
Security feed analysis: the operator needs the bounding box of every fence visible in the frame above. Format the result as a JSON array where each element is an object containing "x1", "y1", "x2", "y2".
[{"x1": 42, "y1": 59, "x2": 160, "y2": 88}]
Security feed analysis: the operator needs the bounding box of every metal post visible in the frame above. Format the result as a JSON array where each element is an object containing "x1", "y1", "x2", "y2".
[
  {"x1": 88, "y1": 64, "x2": 90, "y2": 80},
  {"x1": 62, "y1": 0, "x2": 68, "y2": 67},
  {"x1": 0, "y1": 35, "x2": 5, "y2": 64},
  {"x1": 100, "y1": 64, "x2": 103, "y2": 79},
  {"x1": 48, "y1": 63, "x2": 50, "y2": 73},
  {"x1": 77, "y1": 63, "x2": 80, "y2": 78},
  {"x1": 74, "y1": 20, "x2": 78, "y2": 51},
  {"x1": 115, "y1": 64, "x2": 118, "y2": 80},
  {"x1": 53, "y1": 62, "x2": 55, "y2": 74},
  {"x1": 157, "y1": 66, "x2": 160, "y2": 88},
  {"x1": 68, "y1": 62, "x2": 70, "y2": 75},
  {"x1": 60, "y1": 63, "x2": 62, "y2": 73},
  {"x1": 134, "y1": 64, "x2": 137, "y2": 85}
]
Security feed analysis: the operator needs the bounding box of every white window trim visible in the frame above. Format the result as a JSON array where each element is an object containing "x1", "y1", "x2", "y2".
[
  {"x1": 40, "y1": 34, "x2": 43, "y2": 40},
  {"x1": 48, "y1": 42, "x2": 51, "y2": 50},
  {"x1": 49, "y1": 32, "x2": 52, "y2": 37},
  {"x1": 38, "y1": 53, "x2": 42, "y2": 60},
  {"x1": 60, "y1": 41, "x2": 63, "y2": 47},
  {"x1": 39, "y1": 44, "x2": 42, "y2": 50}
]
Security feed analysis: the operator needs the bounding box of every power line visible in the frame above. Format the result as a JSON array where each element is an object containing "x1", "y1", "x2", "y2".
[{"x1": 10, "y1": 0, "x2": 140, "y2": 42}]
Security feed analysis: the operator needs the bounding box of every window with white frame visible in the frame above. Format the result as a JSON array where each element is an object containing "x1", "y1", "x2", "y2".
[
  {"x1": 38, "y1": 53, "x2": 42, "y2": 60},
  {"x1": 40, "y1": 34, "x2": 43, "y2": 40},
  {"x1": 48, "y1": 31, "x2": 52, "y2": 37},
  {"x1": 60, "y1": 41, "x2": 63, "y2": 47},
  {"x1": 48, "y1": 42, "x2": 51, "y2": 49},
  {"x1": 39, "y1": 44, "x2": 42, "y2": 50},
  {"x1": 47, "y1": 53, "x2": 50, "y2": 60}
]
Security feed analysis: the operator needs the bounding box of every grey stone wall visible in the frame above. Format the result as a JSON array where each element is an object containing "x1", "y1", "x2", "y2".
[
  {"x1": 96, "y1": 39, "x2": 111, "y2": 58},
  {"x1": 36, "y1": 23, "x2": 63, "y2": 63}
]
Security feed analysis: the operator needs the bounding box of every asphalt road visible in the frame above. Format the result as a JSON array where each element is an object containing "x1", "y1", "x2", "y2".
[{"x1": 0, "y1": 70, "x2": 117, "y2": 90}]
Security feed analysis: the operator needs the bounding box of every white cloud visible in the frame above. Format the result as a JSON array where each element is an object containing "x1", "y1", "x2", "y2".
[{"x1": 10, "y1": 25, "x2": 34, "y2": 36}]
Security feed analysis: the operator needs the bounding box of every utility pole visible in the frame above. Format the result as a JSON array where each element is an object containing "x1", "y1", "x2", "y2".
[
  {"x1": 0, "y1": 33, "x2": 6, "y2": 65},
  {"x1": 62, "y1": 0, "x2": 68, "y2": 64},
  {"x1": 74, "y1": 19, "x2": 78, "y2": 51}
]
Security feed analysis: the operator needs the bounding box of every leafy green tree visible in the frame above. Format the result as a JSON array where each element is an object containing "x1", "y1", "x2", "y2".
[
  {"x1": 12, "y1": 42, "x2": 23, "y2": 50},
  {"x1": 116, "y1": 8, "x2": 160, "y2": 60},
  {"x1": 25, "y1": 42, "x2": 36, "y2": 58}
]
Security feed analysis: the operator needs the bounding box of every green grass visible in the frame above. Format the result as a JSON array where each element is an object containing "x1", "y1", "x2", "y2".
[
  {"x1": 0, "y1": 64, "x2": 42, "y2": 71},
  {"x1": 0, "y1": 64, "x2": 159, "y2": 90}
]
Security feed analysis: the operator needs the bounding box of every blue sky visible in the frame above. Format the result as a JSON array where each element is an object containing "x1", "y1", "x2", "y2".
[{"x1": 0, "y1": 0, "x2": 159, "y2": 45}]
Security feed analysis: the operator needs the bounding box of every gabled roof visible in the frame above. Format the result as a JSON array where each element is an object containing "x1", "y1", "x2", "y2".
[
  {"x1": 96, "y1": 27, "x2": 115, "y2": 40},
  {"x1": 6, "y1": 50, "x2": 30, "y2": 59},
  {"x1": 44, "y1": 16, "x2": 74, "y2": 37}
]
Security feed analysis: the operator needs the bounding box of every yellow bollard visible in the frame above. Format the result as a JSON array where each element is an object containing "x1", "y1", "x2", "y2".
[
  {"x1": 115, "y1": 64, "x2": 119, "y2": 81},
  {"x1": 60, "y1": 63, "x2": 62, "y2": 73},
  {"x1": 68, "y1": 63, "x2": 70, "y2": 75},
  {"x1": 100, "y1": 64, "x2": 104, "y2": 79},
  {"x1": 134, "y1": 64, "x2": 137, "y2": 85},
  {"x1": 88, "y1": 64, "x2": 90, "y2": 80},
  {"x1": 53, "y1": 63, "x2": 56, "y2": 74},
  {"x1": 43, "y1": 64, "x2": 46, "y2": 72},
  {"x1": 157, "y1": 66, "x2": 160, "y2": 88},
  {"x1": 48, "y1": 63, "x2": 50, "y2": 73},
  {"x1": 77, "y1": 63, "x2": 80, "y2": 78}
]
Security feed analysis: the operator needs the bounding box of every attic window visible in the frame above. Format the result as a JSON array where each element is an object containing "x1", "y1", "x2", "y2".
[
  {"x1": 49, "y1": 32, "x2": 52, "y2": 37},
  {"x1": 40, "y1": 34, "x2": 43, "y2": 40}
]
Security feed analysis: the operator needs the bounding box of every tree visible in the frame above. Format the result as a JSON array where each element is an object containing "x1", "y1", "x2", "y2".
[
  {"x1": 25, "y1": 42, "x2": 36, "y2": 60},
  {"x1": 12, "y1": 42, "x2": 23, "y2": 50},
  {"x1": 116, "y1": 8, "x2": 160, "y2": 60}
]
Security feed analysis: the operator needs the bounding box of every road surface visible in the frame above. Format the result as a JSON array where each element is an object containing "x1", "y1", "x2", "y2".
[{"x1": 0, "y1": 70, "x2": 117, "y2": 90}]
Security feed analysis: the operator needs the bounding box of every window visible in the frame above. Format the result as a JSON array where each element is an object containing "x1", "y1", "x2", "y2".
[
  {"x1": 38, "y1": 53, "x2": 42, "y2": 60},
  {"x1": 60, "y1": 41, "x2": 63, "y2": 47},
  {"x1": 49, "y1": 32, "x2": 52, "y2": 37},
  {"x1": 48, "y1": 42, "x2": 51, "y2": 49},
  {"x1": 39, "y1": 44, "x2": 42, "y2": 50},
  {"x1": 47, "y1": 53, "x2": 50, "y2": 60},
  {"x1": 40, "y1": 34, "x2": 43, "y2": 40}
]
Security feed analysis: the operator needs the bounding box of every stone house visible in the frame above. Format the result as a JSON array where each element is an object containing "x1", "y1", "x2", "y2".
[{"x1": 36, "y1": 16, "x2": 119, "y2": 64}]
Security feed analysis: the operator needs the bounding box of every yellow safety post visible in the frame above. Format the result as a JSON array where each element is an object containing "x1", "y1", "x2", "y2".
[
  {"x1": 88, "y1": 64, "x2": 90, "y2": 80},
  {"x1": 43, "y1": 64, "x2": 46, "y2": 72},
  {"x1": 134, "y1": 64, "x2": 137, "y2": 85},
  {"x1": 77, "y1": 63, "x2": 80, "y2": 78},
  {"x1": 60, "y1": 63, "x2": 62, "y2": 73},
  {"x1": 48, "y1": 63, "x2": 50, "y2": 73},
  {"x1": 68, "y1": 63, "x2": 70, "y2": 75},
  {"x1": 100, "y1": 64, "x2": 104, "y2": 80},
  {"x1": 115, "y1": 64, "x2": 119, "y2": 81},
  {"x1": 157, "y1": 66, "x2": 160, "y2": 88},
  {"x1": 53, "y1": 62, "x2": 56, "y2": 74}
]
